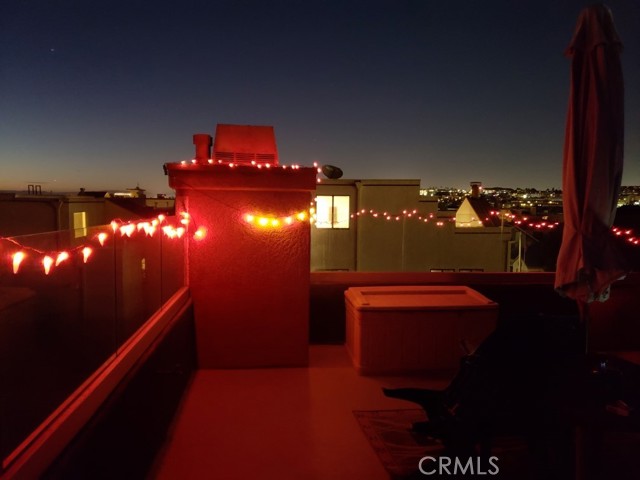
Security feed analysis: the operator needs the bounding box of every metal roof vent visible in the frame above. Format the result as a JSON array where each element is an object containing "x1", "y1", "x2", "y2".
[{"x1": 212, "y1": 124, "x2": 279, "y2": 165}]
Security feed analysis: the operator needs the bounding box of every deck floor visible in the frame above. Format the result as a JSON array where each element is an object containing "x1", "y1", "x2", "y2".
[{"x1": 150, "y1": 345, "x2": 450, "y2": 480}]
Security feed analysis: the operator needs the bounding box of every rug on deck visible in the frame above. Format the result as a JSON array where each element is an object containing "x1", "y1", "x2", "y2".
[
  {"x1": 353, "y1": 409, "x2": 528, "y2": 479},
  {"x1": 353, "y1": 409, "x2": 442, "y2": 478}
]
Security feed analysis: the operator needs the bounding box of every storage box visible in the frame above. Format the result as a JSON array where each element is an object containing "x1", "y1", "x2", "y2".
[{"x1": 345, "y1": 286, "x2": 498, "y2": 375}]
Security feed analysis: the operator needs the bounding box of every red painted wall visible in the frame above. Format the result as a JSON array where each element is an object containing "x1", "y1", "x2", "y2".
[{"x1": 167, "y1": 163, "x2": 316, "y2": 368}]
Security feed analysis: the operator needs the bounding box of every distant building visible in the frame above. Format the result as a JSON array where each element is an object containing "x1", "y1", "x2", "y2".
[
  {"x1": 109, "y1": 184, "x2": 147, "y2": 198},
  {"x1": 311, "y1": 179, "x2": 513, "y2": 272},
  {"x1": 0, "y1": 188, "x2": 174, "y2": 237},
  {"x1": 456, "y1": 197, "x2": 502, "y2": 228}
]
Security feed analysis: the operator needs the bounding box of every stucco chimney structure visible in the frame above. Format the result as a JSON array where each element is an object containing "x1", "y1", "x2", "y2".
[{"x1": 166, "y1": 124, "x2": 316, "y2": 368}]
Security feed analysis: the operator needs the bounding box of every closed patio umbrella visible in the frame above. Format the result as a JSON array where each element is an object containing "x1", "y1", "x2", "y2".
[{"x1": 555, "y1": 4, "x2": 627, "y2": 311}]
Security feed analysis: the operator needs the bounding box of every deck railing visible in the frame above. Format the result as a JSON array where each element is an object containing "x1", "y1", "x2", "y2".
[{"x1": 0, "y1": 219, "x2": 185, "y2": 468}]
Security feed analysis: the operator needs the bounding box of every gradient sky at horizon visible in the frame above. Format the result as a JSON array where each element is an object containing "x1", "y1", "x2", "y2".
[{"x1": 1, "y1": 0, "x2": 639, "y2": 196}]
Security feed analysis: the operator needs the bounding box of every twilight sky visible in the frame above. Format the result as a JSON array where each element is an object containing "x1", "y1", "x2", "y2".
[{"x1": 1, "y1": 0, "x2": 639, "y2": 196}]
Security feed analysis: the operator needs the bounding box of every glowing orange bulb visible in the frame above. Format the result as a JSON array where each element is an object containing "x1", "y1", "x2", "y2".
[
  {"x1": 284, "y1": 217, "x2": 293, "y2": 225},
  {"x1": 157, "y1": 214, "x2": 166, "y2": 223},
  {"x1": 98, "y1": 232, "x2": 108, "y2": 246},
  {"x1": 270, "y1": 219, "x2": 280, "y2": 227},
  {"x1": 82, "y1": 247, "x2": 92, "y2": 263},
  {"x1": 43, "y1": 256, "x2": 54, "y2": 275},
  {"x1": 55, "y1": 252, "x2": 70, "y2": 266},
  {"x1": 110, "y1": 220, "x2": 119, "y2": 233},
  {"x1": 296, "y1": 212, "x2": 307, "y2": 221},
  {"x1": 194, "y1": 227, "x2": 207, "y2": 240},
  {"x1": 176, "y1": 227, "x2": 185, "y2": 238},
  {"x1": 245, "y1": 214, "x2": 255, "y2": 223},
  {"x1": 12, "y1": 251, "x2": 25, "y2": 274},
  {"x1": 258, "y1": 217, "x2": 269, "y2": 227},
  {"x1": 119, "y1": 224, "x2": 134, "y2": 237}
]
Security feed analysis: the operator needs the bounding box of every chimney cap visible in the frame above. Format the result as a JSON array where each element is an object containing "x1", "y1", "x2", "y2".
[{"x1": 193, "y1": 133, "x2": 213, "y2": 145}]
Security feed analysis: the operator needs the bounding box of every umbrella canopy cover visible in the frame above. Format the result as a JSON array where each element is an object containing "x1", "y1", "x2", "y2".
[{"x1": 555, "y1": 4, "x2": 627, "y2": 303}]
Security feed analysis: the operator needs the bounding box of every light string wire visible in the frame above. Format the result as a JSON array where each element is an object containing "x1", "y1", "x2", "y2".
[
  {"x1": 5, "y1": 161, "x2": 637, "y2": 275},
  {"x1": 0, "y1": 214, "x2": 188, "y2": 275}
]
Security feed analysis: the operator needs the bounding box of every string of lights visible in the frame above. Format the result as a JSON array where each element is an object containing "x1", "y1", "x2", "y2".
[
  {"x1": 176, "y1": 159, "x2": 325, "y2": 183},
  {"x1": 348, "y1": 208, "x2": 453, "y2": 226},
  {"x1": 0, "y1": 213, "x2": 199, "y2": 276},
  {"x1": 171, "y1": 173, "x2": 316, "y2": 231},
  {"x1": 6, "y1": 160, "x2": 636, "y2": 276},
  {"x1": 244, "y1": 210, "x2": 310, "y2": 228},
  {"x1": 339, "y1": 206, "x2": 639, "y2": 244}
]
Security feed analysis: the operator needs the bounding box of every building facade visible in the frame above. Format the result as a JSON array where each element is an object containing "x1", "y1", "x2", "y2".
[{"x1": 311, "y1": 179, "x2": 513, "y2": 272}]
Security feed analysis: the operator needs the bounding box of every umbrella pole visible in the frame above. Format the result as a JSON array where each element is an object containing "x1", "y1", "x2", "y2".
[{"x1": 578, "y1": 300, "x2": 589, "y2": 354}]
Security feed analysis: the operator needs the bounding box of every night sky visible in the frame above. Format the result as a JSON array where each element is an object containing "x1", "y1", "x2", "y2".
[{"x1": 1, "y1": 0, "x2": 639, "y2": 196}]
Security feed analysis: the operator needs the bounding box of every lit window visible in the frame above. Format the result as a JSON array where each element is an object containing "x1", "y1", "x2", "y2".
[
  {"x1": 73, "y1": 211, "x2": 87, "y2": 238},
  {"x1": 315, "y1": 195, "x2": 350, "y2": 229}
]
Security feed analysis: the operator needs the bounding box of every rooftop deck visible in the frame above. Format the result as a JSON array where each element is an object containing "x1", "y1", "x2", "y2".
[
  {"x1": 152, "y1": 346, "x2": 640, "y2": 480},
  {"x1": 152, "y1": 345, "x2": 450, "y2": 480},
  {"x1": 4, "y1": 268, "x2": 640, "y2": 479}
]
